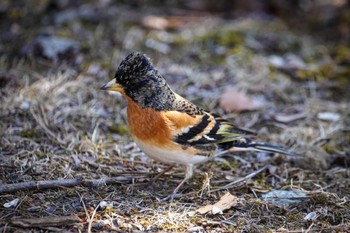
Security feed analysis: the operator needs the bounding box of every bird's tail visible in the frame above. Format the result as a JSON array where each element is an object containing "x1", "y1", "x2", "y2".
[
  {"x1": 247, "y1": 142, "x2": 297, "y2": 156},
  {"x1": 223, "y1": 138, "x2": 298, "y2": 156}
]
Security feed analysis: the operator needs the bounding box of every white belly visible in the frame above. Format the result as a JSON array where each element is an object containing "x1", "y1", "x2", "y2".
[{"x1": 133, "y1": 138, "x2": 209, "y2": 166}]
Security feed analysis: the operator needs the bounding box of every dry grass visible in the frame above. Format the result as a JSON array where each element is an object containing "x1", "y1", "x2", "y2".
[{"x1": 1, "y1": 2, "x2": 350, "y2": 232}]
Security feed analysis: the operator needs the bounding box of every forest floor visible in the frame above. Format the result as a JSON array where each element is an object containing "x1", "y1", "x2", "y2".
[{"x1": 1, "y1": 1, "x2": 349, "y2": 232}]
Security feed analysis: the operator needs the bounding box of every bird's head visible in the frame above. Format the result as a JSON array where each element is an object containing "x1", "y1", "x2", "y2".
[{"x1": 101, "y1": 52, "x2": 175, "y2": 110}]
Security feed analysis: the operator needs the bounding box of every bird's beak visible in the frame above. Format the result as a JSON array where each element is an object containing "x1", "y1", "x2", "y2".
[{"x1": 100, "y1": 79, "x2": 125, "y2": 94}]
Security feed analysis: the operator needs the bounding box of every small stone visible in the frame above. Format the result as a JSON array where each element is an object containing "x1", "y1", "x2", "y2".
[
  {"x1": 317, "y1": 112, "x2": 341, "y2": 122},
  {"x1": 3, "y1": 198, "x2": 19, "y2": 208},
  {"x1": 304, "y1": 211, "x2": 317, "y2": 221}
]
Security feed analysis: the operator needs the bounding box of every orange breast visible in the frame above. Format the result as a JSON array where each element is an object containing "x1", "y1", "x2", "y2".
[
  {"x1": 126, "y1": 97, "x2": 214, "y2": 159},
  {"x1": 126, "y1": 97, "x2": 172, "y2": 147}
]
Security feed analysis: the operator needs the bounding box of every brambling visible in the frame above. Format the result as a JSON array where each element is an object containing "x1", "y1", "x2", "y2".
[{"x1": 101, "y1": 52, "x2": 297, "y2": 200}]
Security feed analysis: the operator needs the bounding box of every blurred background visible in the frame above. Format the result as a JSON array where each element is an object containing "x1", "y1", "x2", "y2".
[
  {"x1": 1, "y1": 0, "x2": 349, "y2": 62},
  {"x1": 1, "y1": 1, "x2": 349, "y2": 232}
]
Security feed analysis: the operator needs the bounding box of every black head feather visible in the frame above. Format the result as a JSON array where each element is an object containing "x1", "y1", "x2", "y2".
[
  {"x1": 114, "y1": 52, "x2": 176, "y2": 110},
  {"x1": 114, "y1": 52, "x2": 203, "y2": 115}
]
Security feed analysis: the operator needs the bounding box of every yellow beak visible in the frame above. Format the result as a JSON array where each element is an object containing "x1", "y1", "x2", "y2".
[{"x1": 100, "y1": 79, "x2": 125, "y2": 94}]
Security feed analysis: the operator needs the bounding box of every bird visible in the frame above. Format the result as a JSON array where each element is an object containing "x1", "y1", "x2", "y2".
[{"x1": 101, "y1": 52, "x2": 297, "y2": 200}]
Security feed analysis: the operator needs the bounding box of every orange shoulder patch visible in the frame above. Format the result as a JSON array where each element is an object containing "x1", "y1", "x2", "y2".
[{"x1": 162, "y1": 111, "x2": 202, "y2": 133}]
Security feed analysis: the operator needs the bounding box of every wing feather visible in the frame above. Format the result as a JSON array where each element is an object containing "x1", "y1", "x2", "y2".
[
  {"x1": 163, "y1": 110, "x2": 256, "y2": 147},
  {"x1": 162, "y1": 106, "x2": 295, "y2": 156}
]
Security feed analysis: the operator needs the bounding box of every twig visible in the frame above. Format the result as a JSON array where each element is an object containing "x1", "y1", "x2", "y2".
[
  {"x1": 0, "y1": 177, "x2": 83, "y2": 193},
  {"x1": 10, "y1": 215, "x2": 81, "y2": 228},
  {"x1": 0, "y1": 176, "x2": 134, "y2": 194},
  {"x1": 88, "y1": 203, "x2": 100, "y2": 233},
  {"x1": 305, "y1": 222, "x2": 315, "y2": 233},
  {"x1": 76, "y1": 191, "x2": 90, "y2": 223},
  {"x1": 177, "y1": 165, "x2": 270, "y2": 199},
  {"x1": 210, "y1": 164, "x2": 269, "y2": 193},
  {"x1": 150, "y1": 165, "x2": 174, "y2": 182}
]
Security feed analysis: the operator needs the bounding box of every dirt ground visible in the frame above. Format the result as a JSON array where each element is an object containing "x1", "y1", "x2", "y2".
[{"x1": 1, "y1": 1, "x2": 349, "y2": 232}]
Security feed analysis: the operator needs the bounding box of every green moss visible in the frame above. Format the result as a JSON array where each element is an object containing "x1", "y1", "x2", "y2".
[
  {"x1": 334, "y1": 45, "x2": 350, "y2": 63},
  {"x1": 218, "y1": 30, "x2": 244, "y2": 47},
  {"x1": 109, "y1": 123, "x2": 129, "y2": 134},
  {"x1": 21, "y1": 128, "x2": 41, "y2": 139},
  {"x1": 98, "y1": 157, "x2": 105, "y2": 163},
  {"x1": 250, "y1": 178, "x2": 272, "y2": 190},
  {"x1": 195, "y1": 29, "x2": 244, "y2": 47},
  {"x1": 171, "y1": 35, "x2": 189, "y2": 46}
]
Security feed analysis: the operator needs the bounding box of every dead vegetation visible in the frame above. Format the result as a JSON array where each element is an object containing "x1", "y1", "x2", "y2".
[{"x1": 1, "y1": 1, "x2": 350, "y2": 232}]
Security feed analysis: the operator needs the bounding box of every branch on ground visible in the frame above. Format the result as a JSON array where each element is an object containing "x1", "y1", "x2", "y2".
[
  {"x1": 10, "y1": 215, "x2": 82, "y2": 228},
  {"x1": 0, "y1": 176, "x2": 135, "y2": 194}
]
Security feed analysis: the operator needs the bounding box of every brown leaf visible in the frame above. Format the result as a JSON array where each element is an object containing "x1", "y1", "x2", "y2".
[
  {"x1": 196, "y1": 203, "x2": 213, "y2": 215},
  {"x1": 141, "y1": 15, "x2": 202, "y2": 30},
  {"x1": 141, "y1": 16, "x2": 185, "y2": 30},
  {"x1": 196, "y1": 192, "x2": 238, "y2": 214},
  {"x1": 219, "y1": 86, "x2": 262, "y2": 112}
]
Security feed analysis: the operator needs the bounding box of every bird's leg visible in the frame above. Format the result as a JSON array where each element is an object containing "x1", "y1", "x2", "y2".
[
  {"x1": 162, "y1": 165, "x2": 194, "y2": 201},
  {"x1": 150, "y1": 165, "x2": 174, "y2": 183},
  {"x1": 172, "y1": 165, "x2": 193, "y2": 195}
]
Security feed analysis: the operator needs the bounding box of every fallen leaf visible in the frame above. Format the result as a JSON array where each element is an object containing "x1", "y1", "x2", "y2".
[
  {"x1": 196, "y1": 203, "x2": 212, "y2": 214},
  {"x1": 143, "y1": 16, "x2": 171, "y2": 30},
  {"x1": 141, "y1": 15, "x2": 199, "y2": 30},
  {"x1": 196, "y1": 192, "x2": 238, "y2": 214},
  {"x1": 219, "y1": 86, "x2": 263, "y2": 112}
]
